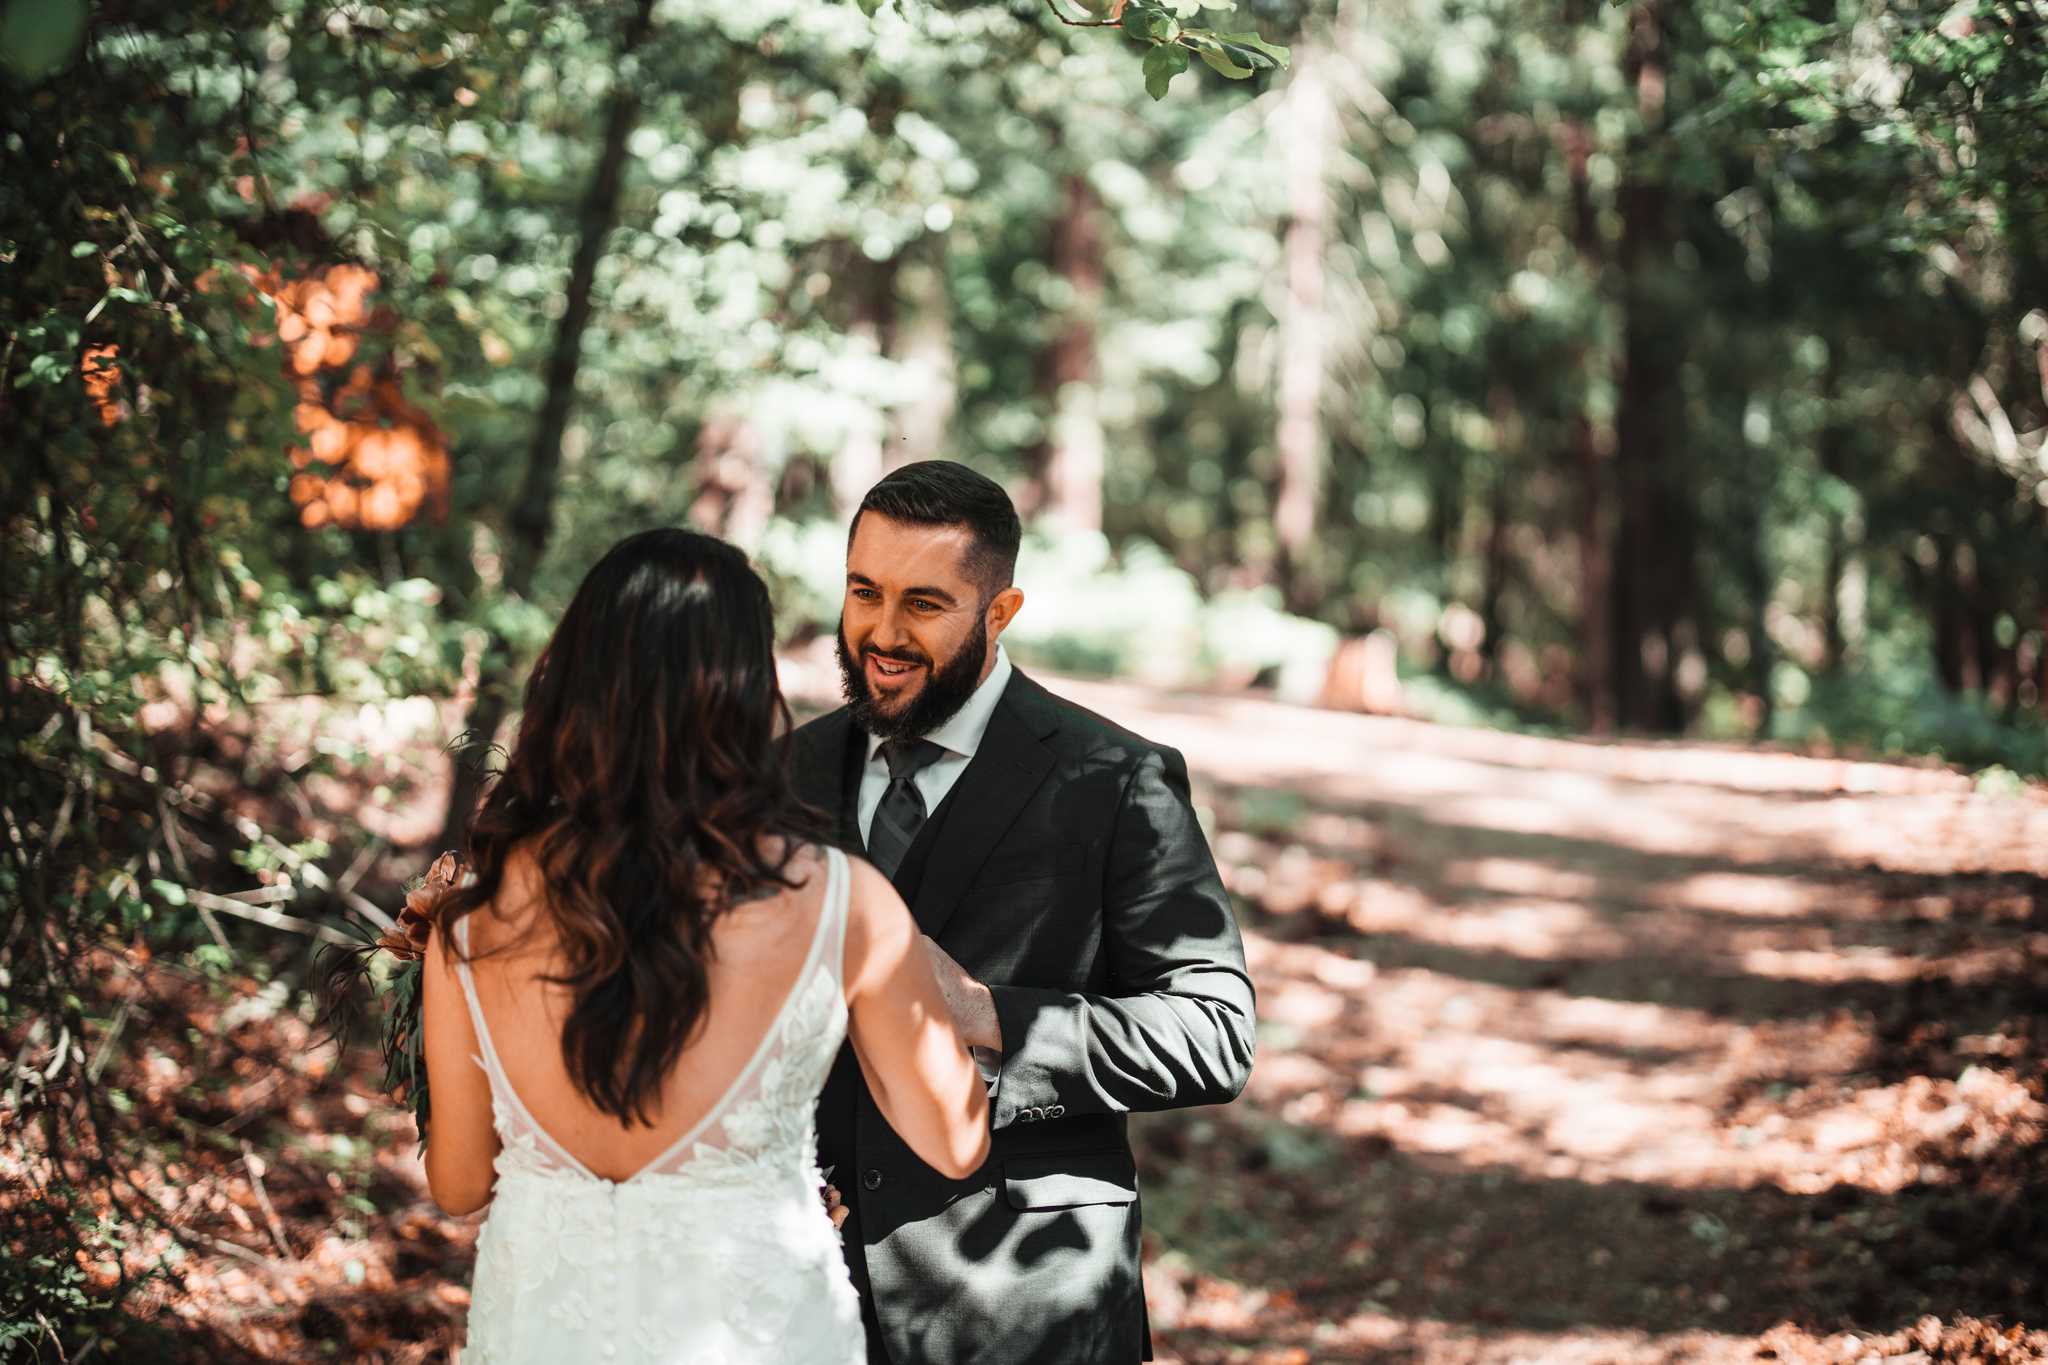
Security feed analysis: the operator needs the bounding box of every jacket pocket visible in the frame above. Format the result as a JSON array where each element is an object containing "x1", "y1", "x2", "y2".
[{"x1": 1002, "y1": 1151, "x2": 1138, "y2": 1211}]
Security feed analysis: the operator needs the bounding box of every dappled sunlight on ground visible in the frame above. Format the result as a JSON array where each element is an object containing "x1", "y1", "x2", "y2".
[
  {"x1": 1047, "y1": 678, "x2": 2048, "y2": 882},
  {"x1": 63, "y1": 671, "x2": 2042, "y2": 1362},
  {"x1": 1030, "y1": 679, "x2": 2048, "y2": 1363}
]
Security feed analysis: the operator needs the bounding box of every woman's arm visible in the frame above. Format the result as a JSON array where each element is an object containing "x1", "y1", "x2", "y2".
[
  {"x1": 419, "y1": 922, "x2": 502, "y2": 1215},
  {"x1": 842, "y1": 857, "x2": 991, "y2": 1179}
]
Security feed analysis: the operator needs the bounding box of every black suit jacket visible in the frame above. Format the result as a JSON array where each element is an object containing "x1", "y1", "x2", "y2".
[{"x1": 793, "y1": 668, "x2": 1256, "y2": 1365}]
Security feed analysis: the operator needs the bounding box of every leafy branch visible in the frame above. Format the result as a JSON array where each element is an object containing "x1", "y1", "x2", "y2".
[
  {"x1": 1129, "y1": 3, "x2": 1290, "y2": 101},
  {"x1": 852, "y1": 0, "x2": 1288, "y2": 100},
  {"x1": 1044, "y1": 0, "x2": 1127, "y2": 27}
]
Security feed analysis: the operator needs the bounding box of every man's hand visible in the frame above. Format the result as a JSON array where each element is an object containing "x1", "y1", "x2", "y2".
[{"x1": 920, "y1": 936, "x2": 1003, "y2": 1053}]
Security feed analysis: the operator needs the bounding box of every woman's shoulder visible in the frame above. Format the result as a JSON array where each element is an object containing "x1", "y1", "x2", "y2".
[
  {"x1": 834, "y1": 850, "x2": 912, "y2": 987},
  {"x1": 462, "y1": 842, "x2": 553, "y2": 958}
]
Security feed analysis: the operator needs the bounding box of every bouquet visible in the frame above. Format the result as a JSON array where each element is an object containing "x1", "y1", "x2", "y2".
[{"x1": 321, "y1": 850, "x2": 467, "y2": 1149}]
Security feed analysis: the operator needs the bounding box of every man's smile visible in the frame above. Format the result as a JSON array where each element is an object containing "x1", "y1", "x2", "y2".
[{"x1": 865, "y1": 651, "x2": 926, "y2": 690}]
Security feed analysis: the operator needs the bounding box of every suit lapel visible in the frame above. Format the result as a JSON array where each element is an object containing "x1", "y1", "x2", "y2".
[
  {"x1": 791, "y1": 708, "x2": 865, "y2": 852},
  {"x1": 907, "y1": 672, "x2": 1059, "y2": 942}
]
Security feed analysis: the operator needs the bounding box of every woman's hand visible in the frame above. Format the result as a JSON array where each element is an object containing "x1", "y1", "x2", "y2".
[{"x1": 819, "y1": 1168, "x2": 849, "y2": 1232}]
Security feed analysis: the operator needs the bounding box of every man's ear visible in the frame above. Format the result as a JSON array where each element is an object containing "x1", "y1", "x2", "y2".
[{"x1": 985, "y1": 585, "x2": 1025, "y2": 640}]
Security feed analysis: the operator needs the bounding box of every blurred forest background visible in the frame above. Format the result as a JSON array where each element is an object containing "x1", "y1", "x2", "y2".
[{"x1": 4, "y1": 0, "x2": 2046, "y2": 1359}]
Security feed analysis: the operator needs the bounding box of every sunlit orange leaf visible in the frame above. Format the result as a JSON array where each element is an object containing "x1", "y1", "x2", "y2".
[
  {"x1": 361, "y1": 482, "x2": 404, "y2": 531},
  {"x1": 354, "y1": 429, "x2": 395, "y2": 480},
  {"x1": 247, "y1": 262, "x2": 451, "y2": 532},
  {"x1": 82, "y1": 343, "x2": 124, "y2": 426},
  {"x1": 308, "y1": 420, "x2": 350, "y2": 462},
  {"x1": 325, "y1": 483, "x2": 358, "y2": 523}
]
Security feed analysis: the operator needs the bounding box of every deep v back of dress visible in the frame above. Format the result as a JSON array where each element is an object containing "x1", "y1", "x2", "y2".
[{"x1": 449, "y1": 845, "x2": 865, "y2": 1365}]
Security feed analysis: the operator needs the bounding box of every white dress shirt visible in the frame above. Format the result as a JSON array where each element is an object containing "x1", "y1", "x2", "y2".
[
  {"x1": 855, "y1": 641, "x2": 1014, "y2": 1080},
  {"x1": 856, "y1": 642, "x2": 1014, "y2": 847}
]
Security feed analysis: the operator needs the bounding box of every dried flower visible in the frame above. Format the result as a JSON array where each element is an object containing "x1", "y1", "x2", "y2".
[{"x1": 375, "y1": 850, "x2": 465, "y2": 962}]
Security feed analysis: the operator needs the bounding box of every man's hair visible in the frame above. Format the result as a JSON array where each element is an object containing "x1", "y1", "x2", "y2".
[{"x1": 850, "y1": 461, "x2": 1022, "y2": 599}]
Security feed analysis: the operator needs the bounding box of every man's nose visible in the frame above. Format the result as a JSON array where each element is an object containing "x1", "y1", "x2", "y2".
[{"x1": 870, "y1": 604, "x2": 910, "y2": 650}]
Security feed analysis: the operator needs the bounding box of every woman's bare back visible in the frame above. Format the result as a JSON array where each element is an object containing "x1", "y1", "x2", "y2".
[{"x1": 459, "y1": 840, "x2": 833, "y2": 1182}]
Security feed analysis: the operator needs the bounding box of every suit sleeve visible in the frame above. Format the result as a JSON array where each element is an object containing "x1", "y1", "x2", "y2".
[{"x1": 984, "y1": 746, "x2": 1256, "y2": 1127}]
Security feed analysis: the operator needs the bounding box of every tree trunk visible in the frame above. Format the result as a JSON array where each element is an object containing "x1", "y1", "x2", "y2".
[
  {"x1": 1275, "y1": 43, "x2": 1330, "y2": 612},
  {"x1": 1931, "y1": 535, "x2": 1965, "y2": 692},
  {"x1": 1817, "y1": 354, "x2": 1850, "y2": 674},
  {"x1": 1036, "y1": 175, "x2": 1105, "y2": 533},
  {"x1": 1573, "y1": 413, "x2": 1614, "y2": 729},
  {"x1": 1560, "y1": 119, "x2": 1615, "y2": 731},
  {"x1": 1971, "y1": 548, "x2": 2006, "y2": 703},
  {"x1": 1741, "y1": 405, "x2": 1775, "y2": 734},
  {"x1": 690, "y1": 410, "x2": 773, "y2": 544},
  {"x1": 1479, "y1": 386, "x2": 1517, "y2": 672},
  {"x1": 891, "y1": 256, "x2": 956, "y2": 468},
  {"x1": 438, "y1": 0, "x2": 658, "y2": 849},
  {"x1": 1822, "y1": 517, "x2": 1847, "y2": 674},
  {"x1": 833, "y1": 252, "x2": 899, "y2": 516},
  {"x1": 2037, "y1": 602, "x2": 2048, "y2": 705},
  {"x1": 1610, "y1": 0, "x2": 1692, "y2": 732}
]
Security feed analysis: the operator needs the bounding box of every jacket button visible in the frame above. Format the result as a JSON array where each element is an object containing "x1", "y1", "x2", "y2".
[{"x1": 862, "y1": 1168, "x2": 883, "y2": 1191}]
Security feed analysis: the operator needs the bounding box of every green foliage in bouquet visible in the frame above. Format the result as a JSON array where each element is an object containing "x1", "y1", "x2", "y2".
[{"x1": 321, "y1": 852, "x2": 464, "y2": 1153}]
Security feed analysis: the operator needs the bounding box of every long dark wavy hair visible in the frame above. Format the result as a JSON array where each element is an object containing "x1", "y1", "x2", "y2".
[{"x1": 437, "y1": 528, "x2": 824, "y2": 1126}]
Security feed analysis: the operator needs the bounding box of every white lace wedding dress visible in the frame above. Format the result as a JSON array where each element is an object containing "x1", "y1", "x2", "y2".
[{"x1": 449, "y1": 846, "x2": 864, "y2": 1365}]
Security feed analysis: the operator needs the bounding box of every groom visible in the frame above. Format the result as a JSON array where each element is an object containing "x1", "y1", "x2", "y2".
[{"x1": 794, "y1": 461, "x2": 1256, "y2": 1365}]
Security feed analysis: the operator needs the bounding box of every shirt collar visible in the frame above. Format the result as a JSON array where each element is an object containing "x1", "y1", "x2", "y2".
[{"x1": 866, "y1": 642, "x2": 1013, "y2": 764}]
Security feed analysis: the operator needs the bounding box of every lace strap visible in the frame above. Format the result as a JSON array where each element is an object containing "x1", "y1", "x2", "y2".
[
  {"x1": 449, "y1": 916, "x2": 495, "y2": 1075},
  {"x1": 825, "y1": 844, "x2": 851, "y2": 992},
  {"x1": 451, "y1": 916, "x2": 597, "y2": 1179}
]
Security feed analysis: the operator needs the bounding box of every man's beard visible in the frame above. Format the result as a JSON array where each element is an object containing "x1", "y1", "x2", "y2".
[{"x1": 836, "y1": 612, "x2": 989, "y2": 742}]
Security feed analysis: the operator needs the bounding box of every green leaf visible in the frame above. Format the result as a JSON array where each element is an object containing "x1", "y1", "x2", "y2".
[
  {"x1": 853, "y1": 0, "x2": 882, "y2": 15},
  {"x1": 1215, "y1": 31, "x2": 1289, "y2": 69},
  {"x1": 1194, "y1": 42, "x2": 1254, "y2": 79},
  {"x1": 1144, "y1": 42, "x2": 1190, "y2": 99},
  {"x1": 70, "y1": 241, "x2": 97, "y2": 258}
]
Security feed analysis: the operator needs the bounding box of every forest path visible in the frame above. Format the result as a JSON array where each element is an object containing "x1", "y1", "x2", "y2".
[
  {"x1": 1035, "y1": 677, "x2": 2048, "y2": 1365},
  {"x1": 118, "y1": 674, "x2": 2047, "y2": 1363}
]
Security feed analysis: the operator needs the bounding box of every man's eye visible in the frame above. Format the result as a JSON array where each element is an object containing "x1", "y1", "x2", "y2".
[
  {"x1": 851, "y1": 587, "x2": 878, "y2": 601},
  {"x1": 911, "y1": 599, "x2": 938, "y2": 612}
]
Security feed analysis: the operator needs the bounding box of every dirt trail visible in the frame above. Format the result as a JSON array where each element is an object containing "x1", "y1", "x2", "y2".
[
  {"x1": 1034, "y1": 678, "x2": 2048, "y2": 1364},
  {"x1": 93, "y1": 676, "x2": 2047, "y2": 1363}
]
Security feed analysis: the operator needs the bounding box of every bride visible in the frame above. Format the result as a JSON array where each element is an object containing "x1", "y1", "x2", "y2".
[{"x1": 416, "y1": 528, "x2": 990, "y2": 1363}]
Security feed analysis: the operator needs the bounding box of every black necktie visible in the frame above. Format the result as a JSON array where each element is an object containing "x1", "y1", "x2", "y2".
[{"x1": 867, "y1": 738, "x2": 945, "y2": 880}]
